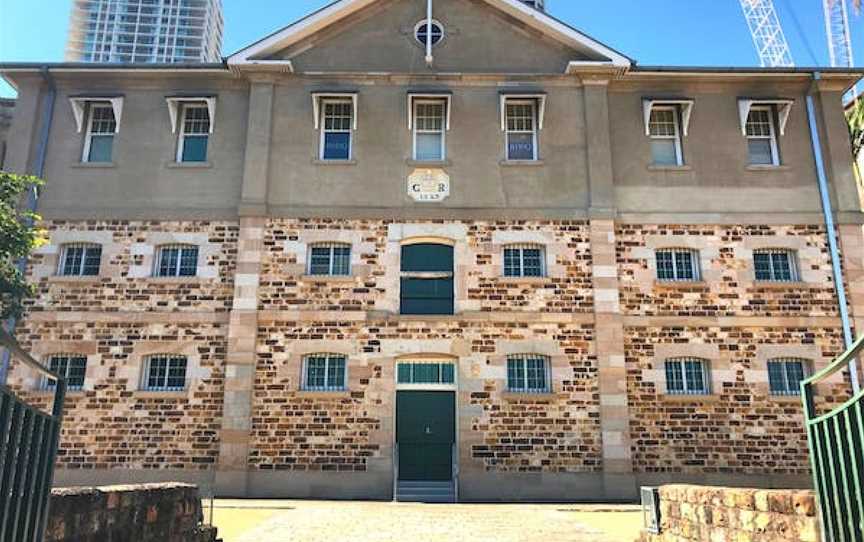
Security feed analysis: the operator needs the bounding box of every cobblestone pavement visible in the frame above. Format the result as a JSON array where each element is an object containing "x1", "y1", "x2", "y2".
[{"x1": 217, "y1": 500, "x2": 642, "y2": 542}]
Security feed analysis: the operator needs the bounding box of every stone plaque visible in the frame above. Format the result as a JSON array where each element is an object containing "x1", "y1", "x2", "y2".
[{"x1": 407, "y1": 168, "x2": 450, "y2": 202}]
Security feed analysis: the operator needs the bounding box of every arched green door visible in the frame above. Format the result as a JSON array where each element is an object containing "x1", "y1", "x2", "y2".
[{"x1": 396, "y1": 391, "x2": 455, "y2": 481}]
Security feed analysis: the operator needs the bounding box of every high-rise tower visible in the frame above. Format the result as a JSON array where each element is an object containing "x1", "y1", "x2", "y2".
[{"x1": 65, "y1": 0, "x2": 224, "y2": 63}]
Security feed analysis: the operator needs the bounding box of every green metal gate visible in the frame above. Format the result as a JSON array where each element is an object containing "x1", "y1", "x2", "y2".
[
  {"x1": 802, "y1": 334, "x2": 864, "y2": 541},
  {"x1": 0, "y1": 327, "x2": 65, "y2": 542}
]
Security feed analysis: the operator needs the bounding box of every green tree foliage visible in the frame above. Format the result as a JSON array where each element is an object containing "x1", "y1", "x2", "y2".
[
  {"x1": 849, "y1": 99, "x2": 863, "y2": 180},
  {"x1": 0, "y1": 172, "x2": 45, "y2": 321}
]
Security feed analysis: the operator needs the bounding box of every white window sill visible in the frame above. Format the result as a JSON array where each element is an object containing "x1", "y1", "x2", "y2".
[
  {"x1": 134, "y1": 390, "x2": 188, "y2": 399},
  {"x1": 47, "y1": 276, "x2": 103, "y2": 284},
  {"x1": 501, "y1": 392, "x2": 555, "y2": 402},
  {"x1": 500, "y1": 276, "x2": 553, "y2": 285},
  {"x1": 312, "y1": 158, "x2": 357, "y2": 166},
  {"x1": 406, "y1": 159, "x2": 451, "y2": 167},
  {"x1": 165, "y1": 160, "x2": 212, "y2": 169},
  {"x1": 499, "y1": 160, "x2": 545, "y2": 167},
  {"x1": 746, "y1": 164, "x2": 790, "y2": 171},
  {"x1": 661, "y1": 394, "x2": 719, "y2": 403},
  {"x1": 770, "y1": 394, "x2": 802, "y2": 403},
  {"x1": 750, "y1": 281, "x2": 811, "y2": 290},
  {"x1": 648, "y1": 164, "x2": 692, "y2": 172},
  {"x1": 301, "y1": 274, "x2": 356, "y2": 283},
  {"x1": 71, "y1": 162, "x2": 115, "y2": 169},
  {"x1": 295, "y1": 390, "x2": 352, "y2": 399},
  {"x1": 653, "y1": 280, "x2": 708, "y2": 288},
  {"x1": 145, "y1": 276, "x2": 206, "y2": 284}
]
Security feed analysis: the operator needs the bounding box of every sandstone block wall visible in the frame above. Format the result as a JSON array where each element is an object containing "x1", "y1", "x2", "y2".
[
  {"x1": 638, "y1": 484, "x2": 819, "y2": 542},
  {"x1": 46, "y1": 483, "x2": 217, "y2": 542}
]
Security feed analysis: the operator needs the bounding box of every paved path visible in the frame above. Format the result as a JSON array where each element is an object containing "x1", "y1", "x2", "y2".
[{"x1": 216, "y1": 500, "x2": 641, "y2": 542}]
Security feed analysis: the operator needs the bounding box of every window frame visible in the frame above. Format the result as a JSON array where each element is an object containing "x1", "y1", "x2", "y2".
[
  {"x1": 414, "y1": 19, "x2": 445, "y2": 47},
  {"x1": 140, "y1": 354, "x2": 188, "y2": 392},
  {"x1": 82, "y1": 103, "x2": 117, "y2": 163},
  {"x1": 307, "y1": 242, "x2": 352, "y2": 276},
  {"x1": 175, "y1": 102, "x2": 211, "y2": 163},
  {"x1": 503, "y1": 243, "x2": 547, "y2": 278},
  {"x1": 43, "y1": 354, "x2": 88, "y2": 391},
  {"x1": 504, "y1": 99, "x2": 539, "y2": 161},
  {"x1": 655, "y1": 248, "x2": 701, "y2": 282},
  {"x1": 506, "y1": 354, "x2": 552, "y2": 394},
  {"x1": 664, "y1": 357, "x2": 711, "y2": 395},
  {"x1": 319, "y1": 98, "x2": 354, "y2": 161},
  {"x1": 767, "y1": 358, "x2": 809, "y2": 396},
  {"x1": 58, "y1": 242, "x2": 102, "y2": 277},
  {"x1": 753, "y1": 249, "x2": 800, "y2": 283},
  {"x1": 154, "y1": 244, "x2": 199, "y2": 278},
  {"x1": 648, "y1": 105, "x2": 684, "y2": 166},
  {"x1": 412, "y1": 98, "x2": 447, "y2": 162},
  {"x1": 745, "y1": 105, "x2": 780, "y2": 166},
  {"x1": 301, "y1": 353, "x2": 348, "y2": 392}
]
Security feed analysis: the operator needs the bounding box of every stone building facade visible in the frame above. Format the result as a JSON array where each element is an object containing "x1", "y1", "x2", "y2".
[{"x1": 1, "y1": 0, "x2": 863, "y2": 501}]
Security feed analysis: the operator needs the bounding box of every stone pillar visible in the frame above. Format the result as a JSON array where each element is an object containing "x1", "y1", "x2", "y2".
[
  {"x1": 812, "y1": 81, "x2": 861, "y2": 216},
  {"x1": 215, "y1": 76, "x2": 275, "y2": 495},
  {"x1": 215, "y1": 216, "x2": 265, "y2": 496},
  {"x1": 582, "y1": 75, "x2": 636, "y2": 499},
  {"x1": 838, "y1": 224, "x2": 864, "y2": 389}
]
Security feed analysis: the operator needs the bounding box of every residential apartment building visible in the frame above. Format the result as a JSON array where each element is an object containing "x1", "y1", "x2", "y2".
[
  {"x1": 2, "y1": 0, "x2": 863, "y2": 502},
  {"x1": 65, "y1": 0, "x2": 223, "y2": 63}
]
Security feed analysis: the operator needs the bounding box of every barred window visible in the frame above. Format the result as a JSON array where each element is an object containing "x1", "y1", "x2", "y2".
[
  {"x1": 753, "y1": 249, "x2": 799, "y2": 282},
  {"x1": 768, "y1": 358, "x2": 808, "y2": 396},
  {"x1": 44, "y1": 354, "x2": 87, "y2": 391},
  {"x1": 141, "y1": 354, "x2": 187, "y2": 391},
  {"x1": 503, "y1": 244, "x2": 546, "y2": 278},
  {"x1": 177, "y1": 104, "x2": 210, "y2": 163},
  {"x1": 665, "y1": 358, "x2": 711, "y2": 395},
  {"x1": 656, "y1": 249, "x2": 700, "y2": 282},
  {"x1": 302, "y1": 354, "x2": 347, "y2": 392},
  {"x1": 397, "y1": 362, "x2": 455, "y2": 385},
  {"x1": 155, "y1": 244, "x2": 199, "y2": 277},
  {"x1": 308, "y1": 242, "x2": 351, "y2": 276},
  {"x1": 506, "y1": 354, "x2": 551, "y2": 394},
  {"x1": 58, "y1": 243, "x2": 102, "y2": 277}
]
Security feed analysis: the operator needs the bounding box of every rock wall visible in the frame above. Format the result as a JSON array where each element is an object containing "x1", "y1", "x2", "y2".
[{"x1": 638, "y1": 484, "x2": 819, "y2": 542}]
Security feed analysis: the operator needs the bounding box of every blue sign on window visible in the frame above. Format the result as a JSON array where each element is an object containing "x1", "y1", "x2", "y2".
[{"x1": 323, "y1": 133, "x2": 351, "y2": 160}]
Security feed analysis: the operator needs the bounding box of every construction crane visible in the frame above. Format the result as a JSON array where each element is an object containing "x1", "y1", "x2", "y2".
[
  {"x1": 739, "y1": 0, "x2": 795, "y2": 67},
  {"x1": 824, "y1": 0, "x2": 858, "y2": 100}
]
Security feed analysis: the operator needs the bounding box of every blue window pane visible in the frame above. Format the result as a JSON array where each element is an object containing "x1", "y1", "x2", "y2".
[
  {"x1": 754, "y1": 253, "x2": 773, "y2": 281},
  {"x1": 507, "y1": 133, "x2": 534, "y2": 160},
  {"x1": 88, "y1": 135, "x2": 114, "y2": 163},
  {"x1": 441, "y1": 364, "x2": 455, "y2": 384},
  {"x1": 748, "y1": 139, "x2": 773, "y2": 165},
  {"x1": 666, "y1": 361, "x2": 684, "y2": 393},
  {"x1": 522, "y1": 249, "x2": 543, "y2": 277},
  {"x1": 768, "y1": 362, "x2": 787, "y2": 394},
  {"x1": 504, "y1": 249, "x2": 521, "y2": 277},
  {"x1": 182, "y1": 135, "x2": 208, "y2": 162},
  {"x1": 651, "y1": 140, "x2": 678, "y2": 165},
  {"x1": 415, "y1": 133, "x2": 442, "y2": 161},
  {"x1": 656, "y1": 251, "x2": 675, "y2": 281},
  {"x1": 323, "y1": 133, "x2": 351, "y2": 160}
]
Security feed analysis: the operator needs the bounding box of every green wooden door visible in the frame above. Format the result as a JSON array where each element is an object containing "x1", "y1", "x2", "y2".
[{"x1": 396, "y1": 391, "x2": 455, "y2": 481}]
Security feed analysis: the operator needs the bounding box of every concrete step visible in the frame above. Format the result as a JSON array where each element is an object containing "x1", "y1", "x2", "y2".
[{"x1": 396, "y1": 481, "x2": 456, "y2": 503}]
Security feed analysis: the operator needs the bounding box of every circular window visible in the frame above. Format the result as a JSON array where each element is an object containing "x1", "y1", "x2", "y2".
[{"x1": 414, "y1": 20, "x2": 444, "y2": 47}]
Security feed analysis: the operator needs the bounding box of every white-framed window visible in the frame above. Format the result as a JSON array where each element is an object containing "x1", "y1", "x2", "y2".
[
  {"x1": 302, "y1": 354, "x2": 348, "y2": 392},
  {"x1": 308, "y1": 242, "x2": 351, "y2": 276},
  {"x1": 505, "y1": 100, "x2": 538, "y2": 161},
  {"x1": 503, "y1": 244, "x2": 546, "y2": 278},
  {"x1": 43, "y1": 354, "x2": 87, "y2": 391},
  {"x1": 141, "y1": 354, "x2": 188, "y2": 391},
  {"x1": 745, "y1": 106, "x2": 780, "y2": 166},
  {"x1": 506, "y1": 354, "x2": 551, "y2": 394},
  {"x1": 413, "y1": 99, "x2": 446, "y2": 161},
  {"x1": 665, "y1": 357, "x2": 711, "y2": 395},
  {"x1": 753, "y1": 249, "x2": 799, "y2": 282},
  {"x1": 58, "y1": 243, "x2": 102, "y2": 277},
  {"x1": 320, "y1": 99, "x2": 353, "y2": 161},
  {"x1": 176, "y1": 103, "x2": 210, "y2": 163},
  {"x1": 82, "y1": 103, "x2": 116, "y2": 163},
  {"x1": 648, "y1": 106, "x2": 683, "y2": 166},
  {"x1": 655, "y1": 248, "x2": 700, "y2": 282},
  {"x1": 154, "y1": 244, "x2": 199, "y2": 277},
  {"x1": 768, "y1": 358, "x2": 808, "y2": 396}
]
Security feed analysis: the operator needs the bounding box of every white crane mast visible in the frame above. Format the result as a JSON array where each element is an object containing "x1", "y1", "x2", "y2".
[
  {"x1": 823, "y1": 0, "x2": 858, "y2": 100},
  {"x1": 739, "y1": 0, "x2": 795, "y2": 67}
]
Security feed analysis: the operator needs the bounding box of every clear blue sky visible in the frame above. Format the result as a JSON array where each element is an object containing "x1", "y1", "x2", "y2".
[{"x1": 0, "y1": 0, "x2": 862, "y2": 98}]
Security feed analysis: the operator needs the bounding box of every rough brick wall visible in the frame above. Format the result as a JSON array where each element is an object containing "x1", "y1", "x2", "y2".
[
  {"x1": 27, "y1": 220, "x2": 238, "y2": 313},
  {"x1": 617, "y1": 225, "x2": 838, "y2": 317},
  {"x1": 626, "y1": 326, "x2": 849, "y2": 474},
  {"x1": 638, "y1": 485, "x2": 819, "y2": 542},
  {"x1": 10, "y1": 319, "x2": 226, "y2": 470},
  {"x1": 46, "y1": 483, "x2": 217, "y2": 542}
]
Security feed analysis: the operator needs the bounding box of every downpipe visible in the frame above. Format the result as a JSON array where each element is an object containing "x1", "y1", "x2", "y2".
[
  {"x1": 805, "y1": 74, "x2": 861, "y2": 394},
  {"x1": 0, "y1": 67, "x2": 55, "y2": 385}
]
